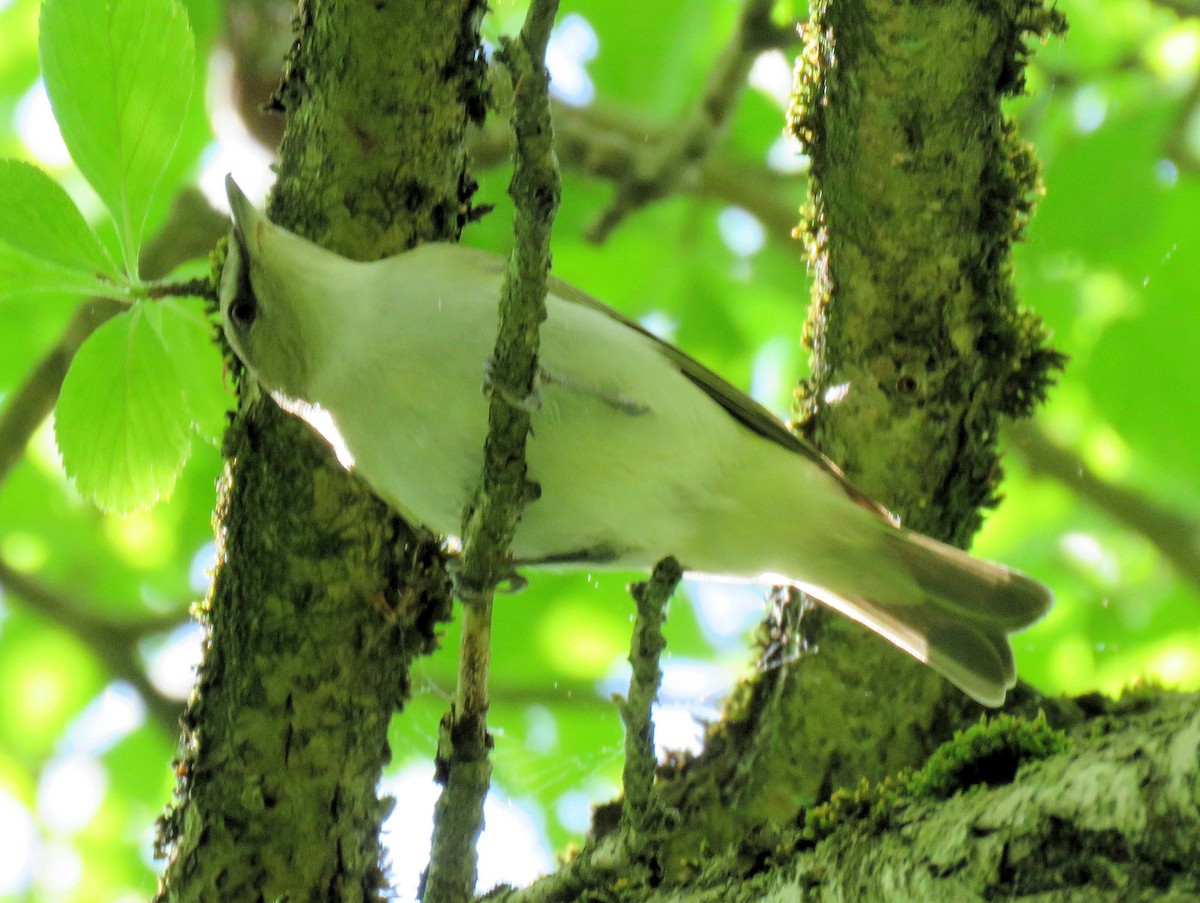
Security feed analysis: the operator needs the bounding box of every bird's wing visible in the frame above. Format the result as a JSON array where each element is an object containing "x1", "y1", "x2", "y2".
[{"x1": 454, "y1": 245, "x2": 892, "y2": 521}]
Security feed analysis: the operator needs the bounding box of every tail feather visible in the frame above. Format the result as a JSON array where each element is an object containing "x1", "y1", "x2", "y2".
[
  {"x1": 796, "y1": 528, "x2": 1050, "y2": 707},
  {"x1": 887, "y1": 530, "x2": 1053, "y2": 629},
  {"x1": 926, "y1": 623, "x2": 1016, "y2": 708}
]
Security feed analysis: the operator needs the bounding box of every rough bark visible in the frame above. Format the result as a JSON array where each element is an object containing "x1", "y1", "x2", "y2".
[
  {"x1": 495, "y1": 690, "x2": 1200, "y2": 902},
  {"x1": 644, "y1": 0, "x2": 1068, "y2": 858},
  {"x1": 154, "y1": 3, "x2": 486, "y2": 900}
]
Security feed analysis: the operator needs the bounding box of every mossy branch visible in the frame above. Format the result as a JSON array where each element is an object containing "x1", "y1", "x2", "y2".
[
  {"x1": 423, "y1": 2, "x2": 561, "y2": 901},
  {"x1": 619, "y1": 557, "x2": 683, "y2": 835}
]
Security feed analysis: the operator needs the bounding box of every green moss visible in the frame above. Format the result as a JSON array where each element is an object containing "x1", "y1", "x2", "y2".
[
  {"x1": 797, "y1": 776, "x2": 895, "y2": 846},
  {"x1": 912, "y1": 711, "x2": 1070, "y2": 800},
  {"x1": 795, "y1": 712, "x2": 1069, "y2": 848}
]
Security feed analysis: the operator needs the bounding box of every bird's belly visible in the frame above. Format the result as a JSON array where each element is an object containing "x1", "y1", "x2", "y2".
[
  {"x1": 312, "y1": 298, "x2": 744, "y2": 571},
  {"x1": 328, "y1": 390, "x2": 722, "y2": 571},
  {"x1": 340, "y1": 398, "x2": 488, "y2": 536}
]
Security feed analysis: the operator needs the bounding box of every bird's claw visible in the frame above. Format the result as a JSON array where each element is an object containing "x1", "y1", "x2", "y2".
[
  {"x1": 450, "y1": 557, "x2": 529, "y2": 602},
  {"x1": 482, "y1": 356, "x2": 543, "y2": 412}
]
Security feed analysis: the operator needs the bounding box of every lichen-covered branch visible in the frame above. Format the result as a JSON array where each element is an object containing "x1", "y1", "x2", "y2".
[
  {"x1": 776, "y1": 0, "x2": 1069, "y2": 797},
  {"x1": 422, "y1": 3, "x2": 561, "y2": 901},
  {"x1": 501, "y1": 691, "x2": 1200, "y2": 900},
  {"x1": 619, "y1": 557, "x2": 682, "y2": 834},
  {"x1": 638, "y1": 0, "x2": 1069, "y2": 863},
  {"x1": 791, "y1": 0, "x2": 1066, "y2": 541},
  {"x1": 154, "y1": 3, "x2": 484, "y2": 900},
  {"x1": 778, "y1": 0, "x2": 1068, "y2": 732}
]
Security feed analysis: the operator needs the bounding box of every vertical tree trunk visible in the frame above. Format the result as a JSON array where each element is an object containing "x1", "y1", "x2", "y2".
[
  {"x1": 653, "y1": 0, "x2": 1065, "y2": 862},
  {"x1": 155, "y1": 3, "x2": 487, "y2": 900}
]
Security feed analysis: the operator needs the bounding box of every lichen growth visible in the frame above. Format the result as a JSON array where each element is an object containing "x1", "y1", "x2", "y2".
[{"x1": 786, "y1": 0, "x2": 1068, "y2": 546}]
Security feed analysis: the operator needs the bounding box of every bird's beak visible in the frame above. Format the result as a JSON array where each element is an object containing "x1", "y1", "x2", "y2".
[{"x1": 225, "y1": 174, "x2": 258, "y2": 254}]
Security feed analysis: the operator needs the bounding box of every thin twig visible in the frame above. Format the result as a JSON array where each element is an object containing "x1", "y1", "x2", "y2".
[
  {"x1": 619, "y1": 557, "x2": 682, "y2": 835},
  {"x1": 585, "y1": 0, "x2": 782, "y2": 242},
  {"x1": 143, "y1": 277, "x2": 217, "y2": 301},
  {"x1": 421, "y1": 2, "x2": 561, "y2": 901},
  {"x1": 1007, "y1": 422, "x2": 1200, "y2": 593}
]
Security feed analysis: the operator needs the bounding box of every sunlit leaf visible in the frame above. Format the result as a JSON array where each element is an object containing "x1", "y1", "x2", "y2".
[
  {"x1": 156, "y1": 297, "x2": 231, "y2": 444},
  {"x1": 38, "y1": 0, "x2": 195, "y2": 276},
  {"x1": 0, "y1": 158, "x2": 116, "y2": 274},
  {"x1": 0, "y1": 158, "x2": 128, "y2": 301},
  {"x1": 54, "y1": 303, "x2": 192, "y2": 511},
  {"x1": 0, "y1": 243, "x2": 125, "y2": 301}
]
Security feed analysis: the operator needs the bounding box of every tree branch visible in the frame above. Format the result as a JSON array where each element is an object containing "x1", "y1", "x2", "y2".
[
  {"x1": 0, "y1": 559, "x2": 183, "y2": 734},
  {"x1": 423, "y1": 2, "x2": 561, "y2": 900},
  {"x1": 638, "y1": 0, "x2": 1069, "y2": 863},
  {"x1": 155, "y1": 2, "x2": 485, "y2": 898},
  {"x1": 1007, "y1": 421, "x2": 1200, "y2": 593},
  {"x1": 583, "y1": 0, "x2": 781, "y2": 242},
  {"x1": 619, "y1": 557, "x2": 682, "y2": 835},
  {"x1": 502, "y1": 691, "x2": 1200, "y2": 901}
]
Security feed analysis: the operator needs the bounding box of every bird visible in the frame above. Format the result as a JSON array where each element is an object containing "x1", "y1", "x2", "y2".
[{"x1": 218, "y1": 176, "x2": 1051, "y2": 707}]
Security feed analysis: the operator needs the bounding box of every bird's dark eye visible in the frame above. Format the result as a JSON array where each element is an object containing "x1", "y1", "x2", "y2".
[
  {"x1": 226, "y1": 230, "x2": 258, "y2": 330},
  {"x1": 229, "y1": 295, "x2": 258, "y2": 329}
]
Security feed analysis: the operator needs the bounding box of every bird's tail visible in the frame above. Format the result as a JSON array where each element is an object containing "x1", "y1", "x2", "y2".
[{"x1": 787, "y1": 526, "x2": 1051, "y2": 707}]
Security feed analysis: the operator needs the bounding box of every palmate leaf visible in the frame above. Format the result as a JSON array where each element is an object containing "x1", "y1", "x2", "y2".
[
  {"x1": 0, "y1": 243, "x2": 125, "y2": 301},
  {"x1": 38, "y1": 0, "x2": 195, "y2": 278},
  {"x1": 0, "y1": 158, "x2": 128, "y2": 300}
]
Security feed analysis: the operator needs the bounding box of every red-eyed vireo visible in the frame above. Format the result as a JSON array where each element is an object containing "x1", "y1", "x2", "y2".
[{"x1": 219, "y1": 176, "x2": 1050, "y2": 707}]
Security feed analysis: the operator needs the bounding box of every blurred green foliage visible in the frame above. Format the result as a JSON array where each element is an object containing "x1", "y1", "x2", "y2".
[{"x1": 0, "y1": 0, "x2": 1197, "y2": 899}]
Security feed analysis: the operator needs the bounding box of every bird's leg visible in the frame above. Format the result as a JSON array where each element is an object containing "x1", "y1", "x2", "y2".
[
  {"x1": 450, "y1": 554, "x2": 529, "y2": 602},
  {"x1": 482, "y1": 355, "x2": 543, "y2": 412}
]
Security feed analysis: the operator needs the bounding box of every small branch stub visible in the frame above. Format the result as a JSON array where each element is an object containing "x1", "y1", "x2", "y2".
[{"x1": 619, "y1": 556, "x2": 683, "y2": 835}]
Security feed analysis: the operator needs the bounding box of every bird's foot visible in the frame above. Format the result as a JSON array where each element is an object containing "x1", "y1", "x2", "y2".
[
  {"x1": 482, "y1": 356, "x2": 543, "y2": 412},
  {"x1": 450, "y1": 556, "x2": 529, "y2": 603}
]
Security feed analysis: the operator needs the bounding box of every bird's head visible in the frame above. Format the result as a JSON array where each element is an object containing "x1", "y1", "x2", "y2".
[{"x1": 219, "y1": 176, "x2": 335, "y2": 398}]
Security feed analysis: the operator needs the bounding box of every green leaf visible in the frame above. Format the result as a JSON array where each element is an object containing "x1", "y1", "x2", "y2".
[
  {"x1": 156, "y1": 298, "x2": 231, "y2": 444},
  {"x1": 0, "y1": 159, "x2": 117, "y2": 273},
  {"x1": 0, "y1": 158, "x2": 128, "y2": 301},
  {"x1": 0, "y1": 243, "x2": 126, "y2": 301},
  {"x1": 54, "y1": 303, "x2": 192, "y2": 511},
  {"x1": 38, "y1": 0, "x2": 195, "y2": 277}
]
